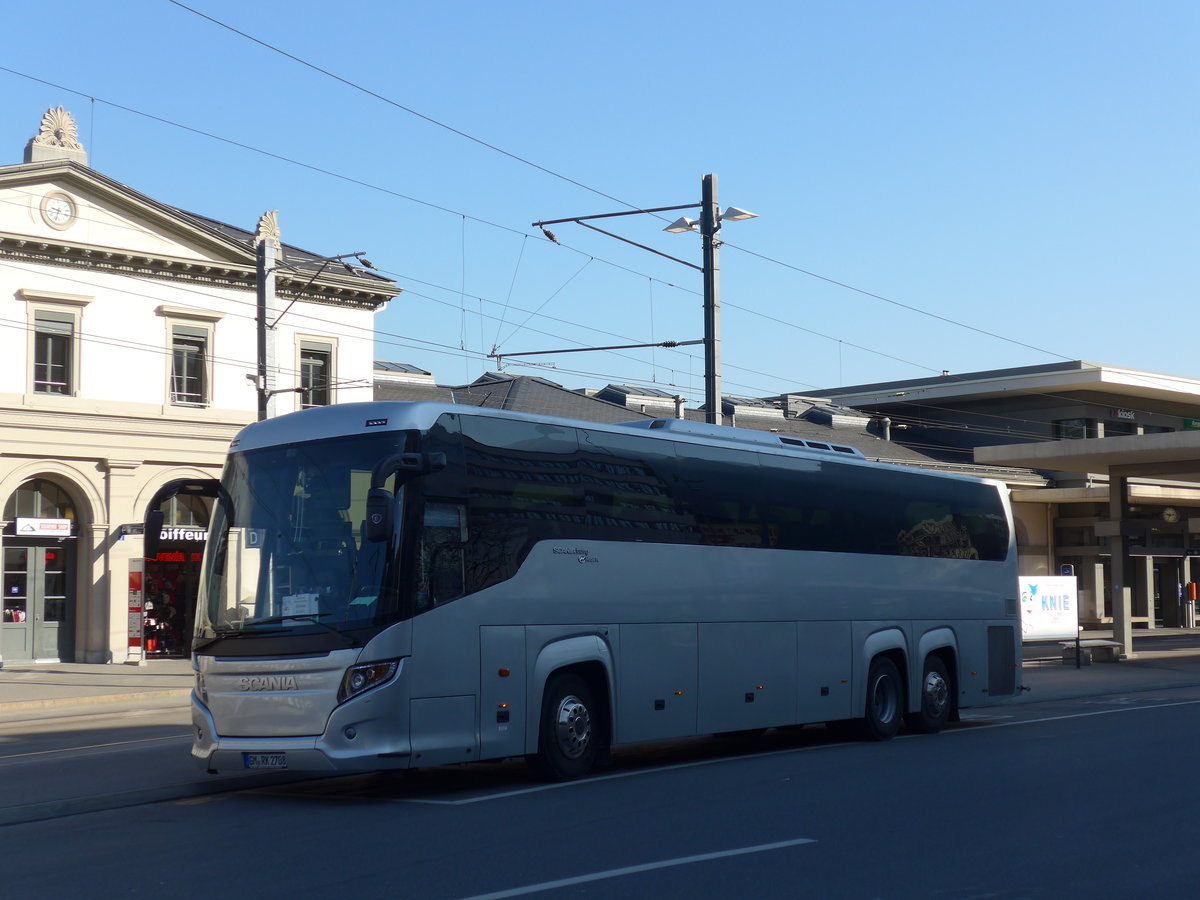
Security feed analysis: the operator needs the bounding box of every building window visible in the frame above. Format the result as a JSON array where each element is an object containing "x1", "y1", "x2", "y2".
[
  {"x1": 1053, "y1": 418, "x2": 1096, "y2": 441},
  {"x1": 299, "y1": 341, "x2": 334, "y2": 408},
  {"x1": 4, "y1": 478, "x2": 76, "y2": 521},
  {"x1": 171, "y1": 325, "x2": 209, "y2": 406},
  {"x1": 1102, "y1": 419, "x2": 1137, "y2": 438},
  {"x1": 33, "y1": 310, "x2": 76, "y2": 395},
  {"x1": 20, "y1": 292, "x2": 90, "y2": 398}
]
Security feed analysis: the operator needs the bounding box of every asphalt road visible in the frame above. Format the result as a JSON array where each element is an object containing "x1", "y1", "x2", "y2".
[{"x1": 4, "y1": 686, "x2": 1200, "y2": 899}]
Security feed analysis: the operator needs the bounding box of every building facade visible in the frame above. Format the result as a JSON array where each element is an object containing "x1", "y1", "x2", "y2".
[
  {"x1": 800, "y1": 361, "x2": 1200, "y2": 631},
  {"x1": 0, "y1": 107, "x2": 397, "y2": 664}
]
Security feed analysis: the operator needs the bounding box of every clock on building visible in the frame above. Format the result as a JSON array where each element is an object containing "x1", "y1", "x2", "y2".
[
  {"x1": 1162, "y1": 507, "x2": 1180, "y2": 524},
  {"x1": 40, "y1": 191, "x2": 77, "y2": 230}
]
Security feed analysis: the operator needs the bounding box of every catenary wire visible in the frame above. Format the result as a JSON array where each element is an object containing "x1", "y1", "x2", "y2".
[{"x1": 1, "y1": 65, "x2": 1029, "y2": 387}]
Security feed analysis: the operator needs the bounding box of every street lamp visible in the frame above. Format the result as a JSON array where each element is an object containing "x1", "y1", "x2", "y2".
[
  {"x1": 530, "y1": 173, "x2": 756, "y2": 425},
  {"x1": 661, "y1": 174, "x2": 757, "y2": 423}
]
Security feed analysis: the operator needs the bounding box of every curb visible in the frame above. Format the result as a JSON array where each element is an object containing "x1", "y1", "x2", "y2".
[{"x1": 0, "y1": 689, "x2": 193, "y2": 715}]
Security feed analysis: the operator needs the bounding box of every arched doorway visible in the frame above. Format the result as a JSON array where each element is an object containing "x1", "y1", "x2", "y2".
[
  {"x1": 2, "y1": 479, "x2": 77, "y2": 662},
  {"x1": 144, "y1": 491, "x2": 211, "y2": 657}
]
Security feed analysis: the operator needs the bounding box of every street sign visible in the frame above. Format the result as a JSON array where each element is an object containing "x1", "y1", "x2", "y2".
[{"x1": 1020, "y1": 576, "x2": 1079, "y2": 642}]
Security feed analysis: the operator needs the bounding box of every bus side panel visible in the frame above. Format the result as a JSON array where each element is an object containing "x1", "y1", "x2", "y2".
[
  {"x1": 616, "y1": 623, "x2": 698, "y2": 744},
  {"x1": 935, "y1": 621, "x2": 1018, "y2": 708},
  {"x1": 409, "y1": 695, "x2": 478, "y2": 767},
  {"x1": 796, "y1": 621, "x2": 853, "y2": 723},
  {"x1": 480, "y1": 626, "x2": 528, "y2": 760},
  {"x1": 697, "y1": 622, "x2": 798, "y2": 733}
]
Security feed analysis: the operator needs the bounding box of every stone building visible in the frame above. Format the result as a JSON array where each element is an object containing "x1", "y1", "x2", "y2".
[{"x1": 0, "y1": 107, "x2": 398, "y2": 664}]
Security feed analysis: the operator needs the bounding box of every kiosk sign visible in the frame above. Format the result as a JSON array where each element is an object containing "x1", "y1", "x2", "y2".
[{"x1": 1020, "y1": 575, "x2": 1079, "y2": 641}]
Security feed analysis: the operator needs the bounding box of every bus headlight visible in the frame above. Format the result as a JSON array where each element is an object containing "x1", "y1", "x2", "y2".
[{"x1": 339, "y1": 660, "x2": 400, "y2": 703}]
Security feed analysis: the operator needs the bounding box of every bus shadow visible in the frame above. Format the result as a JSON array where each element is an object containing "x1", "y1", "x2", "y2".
[{"x1": 248, "y1": 720, "x2": 988, "y2": 806}]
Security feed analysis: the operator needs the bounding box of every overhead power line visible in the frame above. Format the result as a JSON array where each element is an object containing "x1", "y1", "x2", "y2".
[
  {"x1": 158, "y1": 7, "x2": 1082, "y2": 370},
  {"x1": 1, "y1": 63, "x2": 1062, "y2": 389},
  {"x1": 167, "y1": 0, "x2": 649, "y2": 215}
]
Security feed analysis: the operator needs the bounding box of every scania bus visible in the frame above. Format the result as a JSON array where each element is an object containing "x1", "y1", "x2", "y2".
[{"x1": 168, "y1": 401, "x2": 1021, "y2": 780}]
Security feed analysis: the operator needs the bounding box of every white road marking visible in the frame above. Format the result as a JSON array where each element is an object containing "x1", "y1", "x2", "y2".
[
  {"x1": 403, "y1": 697, "x2": 1200, "y2": 806},
  {"x1": 0, "y1": 733, "x2": 190, "y2": 762},
  {"x1": 453, "y1": 837, "x2": 817, "y2": 900},
  {"x1": 947, "y1": 697, "x2": 1200, "y2": 732}
]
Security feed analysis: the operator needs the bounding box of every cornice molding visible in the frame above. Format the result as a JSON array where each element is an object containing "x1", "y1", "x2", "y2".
[
  {"x1": 17, "y1": 288, "x2": 93, "y2": 306},
  {"x1": 0, "y1": 233, "x2": 390, "y2": 309}
]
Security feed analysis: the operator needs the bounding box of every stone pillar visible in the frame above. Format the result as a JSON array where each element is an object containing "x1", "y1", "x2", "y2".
[
  {"x1": 79, "y1": 524, "x2": 110, "y2": 663},
  {"x1": 102, "y1": 459, "x2": 144, "y2": 664},
  {"x1": 1140, "y1": 555, "x2": 1156, "y2": 629},
  {"x1": 1084, "y1": 561, "x2": 1107, "y2": 623}
]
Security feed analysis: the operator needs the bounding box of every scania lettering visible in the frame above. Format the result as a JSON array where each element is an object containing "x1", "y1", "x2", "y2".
[{"x1": 183, "y1": 401, "x2": 1021, "y2": 780}]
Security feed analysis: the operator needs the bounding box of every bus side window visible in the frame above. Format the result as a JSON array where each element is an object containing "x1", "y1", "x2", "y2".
[{"x1": 417, "y1": 503, "x2": 467, "y2": 611}]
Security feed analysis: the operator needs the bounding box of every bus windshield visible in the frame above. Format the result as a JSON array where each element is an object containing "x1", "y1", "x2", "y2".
[{"x1": 195, "y1": 431, "x2": 409, "y2": 644}]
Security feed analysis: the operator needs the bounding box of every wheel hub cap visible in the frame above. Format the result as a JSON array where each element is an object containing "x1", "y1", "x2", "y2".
[{"x1": 554, "y1": 695, "x2": 591, "y2": 759}]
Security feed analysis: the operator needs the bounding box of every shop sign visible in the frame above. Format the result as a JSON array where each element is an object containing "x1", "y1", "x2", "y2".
[
  {"x1": 128, "y1": 560, "x2": 145, "y2": 654},
  {"x1": 1020, "y1": 575, "x2": 1079, "y2": 642},
  {"x1": 16, "y1": 517, "x2": 72, "y2": 537},
  {"x1": 159, "y1": 527, "x2": 207, "y2": 542},
  {"x1": 1110, "y1": 408, "x2": 1135, "y2": 421},
  {"x1": 154, "y1": 551, "x2": 203, "y2": 563},
  {"x1": 1185, "y1": 418, "x2": 1200, "y2": 431}
]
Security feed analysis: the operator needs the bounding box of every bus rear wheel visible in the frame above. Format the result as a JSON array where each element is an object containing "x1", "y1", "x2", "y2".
[
  {"x1": 862, "y1": 657, "x2": 903, "y2": 741},
  {"x1": 905, "y1": 655, "x2": 951, "y2": 734},
  {"x1": 530, "y1": 672, "x2": 598, "y2": 781}
]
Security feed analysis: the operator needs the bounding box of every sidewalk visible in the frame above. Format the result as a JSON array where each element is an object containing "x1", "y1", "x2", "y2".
[
  {"x1": 1016, "y1": 630, "x2": 1200, "y2": 703},
  {"x1": 0, "y1": 658, "x2": 193, "y2": 719},
  {"x1": 3, "y1": 631, "x2": 1200, "y2": 718}
]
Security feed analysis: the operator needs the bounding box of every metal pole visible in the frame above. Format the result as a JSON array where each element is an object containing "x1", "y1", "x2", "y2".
[
  {"x1": 256, "y1": 240, "x2": 268, "y2": 421},
  {"x1": 700, "y1": 174, "x2": 721, "y2": 425},
  {"x1": 255, "y1": 238, "x2": 277, "y2": 421}
]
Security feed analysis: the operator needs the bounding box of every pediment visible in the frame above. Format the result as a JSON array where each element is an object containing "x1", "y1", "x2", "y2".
[{"x1": 0, "y1": 160, "x2": 254, "y2": 266}]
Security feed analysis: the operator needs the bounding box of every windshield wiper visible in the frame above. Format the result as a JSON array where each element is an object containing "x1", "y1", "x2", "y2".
[
  {"x1": 243, "y1": 613, "x2": 334, "y2": 626},
  {"x1": 239, "y1": 613, "x2": 360, "y2": 646}
]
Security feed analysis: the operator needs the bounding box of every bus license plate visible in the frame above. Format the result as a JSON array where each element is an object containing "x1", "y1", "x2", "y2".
[{"x1": 243, "y1": 752, "x2": 287, "y2": 769}]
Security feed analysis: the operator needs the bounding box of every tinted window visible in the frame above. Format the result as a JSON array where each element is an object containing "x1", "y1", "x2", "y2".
[
  {"x1": 457, "y1": 416, "x2": 585, "y2": 593},
  {"x1": 760, "y1": 453, "x2": 1009, "y2": 561},
  {"x1": 674, "y1": 444, "x2": 768, "y2": 548},
  {"x1": 418, "y1": 416, "x2": 1010, "y2": 605},
  {"x1": 578, "y1": 429, "x2": 695, "y2": 544}
]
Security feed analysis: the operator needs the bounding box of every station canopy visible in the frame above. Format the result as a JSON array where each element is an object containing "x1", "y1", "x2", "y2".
[{"x1": 976, "y1": 431, "x2": 1200, "y2": 484}]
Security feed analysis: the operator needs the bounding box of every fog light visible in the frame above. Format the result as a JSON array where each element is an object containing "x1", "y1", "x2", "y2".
[{"x1": 344, "y1": 726, "x2": 357, "y2": 740}]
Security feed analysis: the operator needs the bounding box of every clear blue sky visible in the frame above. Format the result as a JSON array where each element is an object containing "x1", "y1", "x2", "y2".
[{"x1": 3, "y1": 1, "x2": 1195, "y2": 402}]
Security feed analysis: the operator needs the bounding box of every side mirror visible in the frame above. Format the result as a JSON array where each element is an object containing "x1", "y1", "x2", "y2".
[
  {"x1": 364, "y1": 488, "x2": 394, "y2": 543},
  {"x1": 362, "y1": 451, "x2": 447, "y2": 544}
]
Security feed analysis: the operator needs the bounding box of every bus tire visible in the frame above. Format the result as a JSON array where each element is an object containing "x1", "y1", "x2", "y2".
[
  {"x1": 905, "y1": 655, "x2": 951, "y2": 735},
  {"x1": 862, "y1": 656, "x2": 903, "y2": 741},
  {"x1": 530, "y1": 672, "x2": 598, "y2": 781}
]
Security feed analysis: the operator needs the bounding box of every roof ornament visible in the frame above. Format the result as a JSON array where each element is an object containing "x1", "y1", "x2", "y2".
[
  {"x1": 253, "y1": 210, "x2": 283, "y2": 262},
  {"x1": 24, "y1": 106, "x2": 88, "y2": 165},
  {"x1": 35, "y1": 106, "x2": 84, "y2": 151}
]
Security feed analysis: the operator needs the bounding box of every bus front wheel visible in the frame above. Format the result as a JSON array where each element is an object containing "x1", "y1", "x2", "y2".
[
  {"x1": 530, "y1": 672, "x2": 598, "y2": 781},
  {"x1": 862, "y1": 657, "x2": 903, "y2": 741}
]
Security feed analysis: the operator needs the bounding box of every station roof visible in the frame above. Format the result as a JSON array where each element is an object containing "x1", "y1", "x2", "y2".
[{"x1": 976, "y1": 431, "x2": 1200, "y2": 483}]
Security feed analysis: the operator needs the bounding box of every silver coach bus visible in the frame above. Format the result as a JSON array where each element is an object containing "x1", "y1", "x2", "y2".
[{"x1": 171, "y1": 401, "x2": 1021, "y2": 780}]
